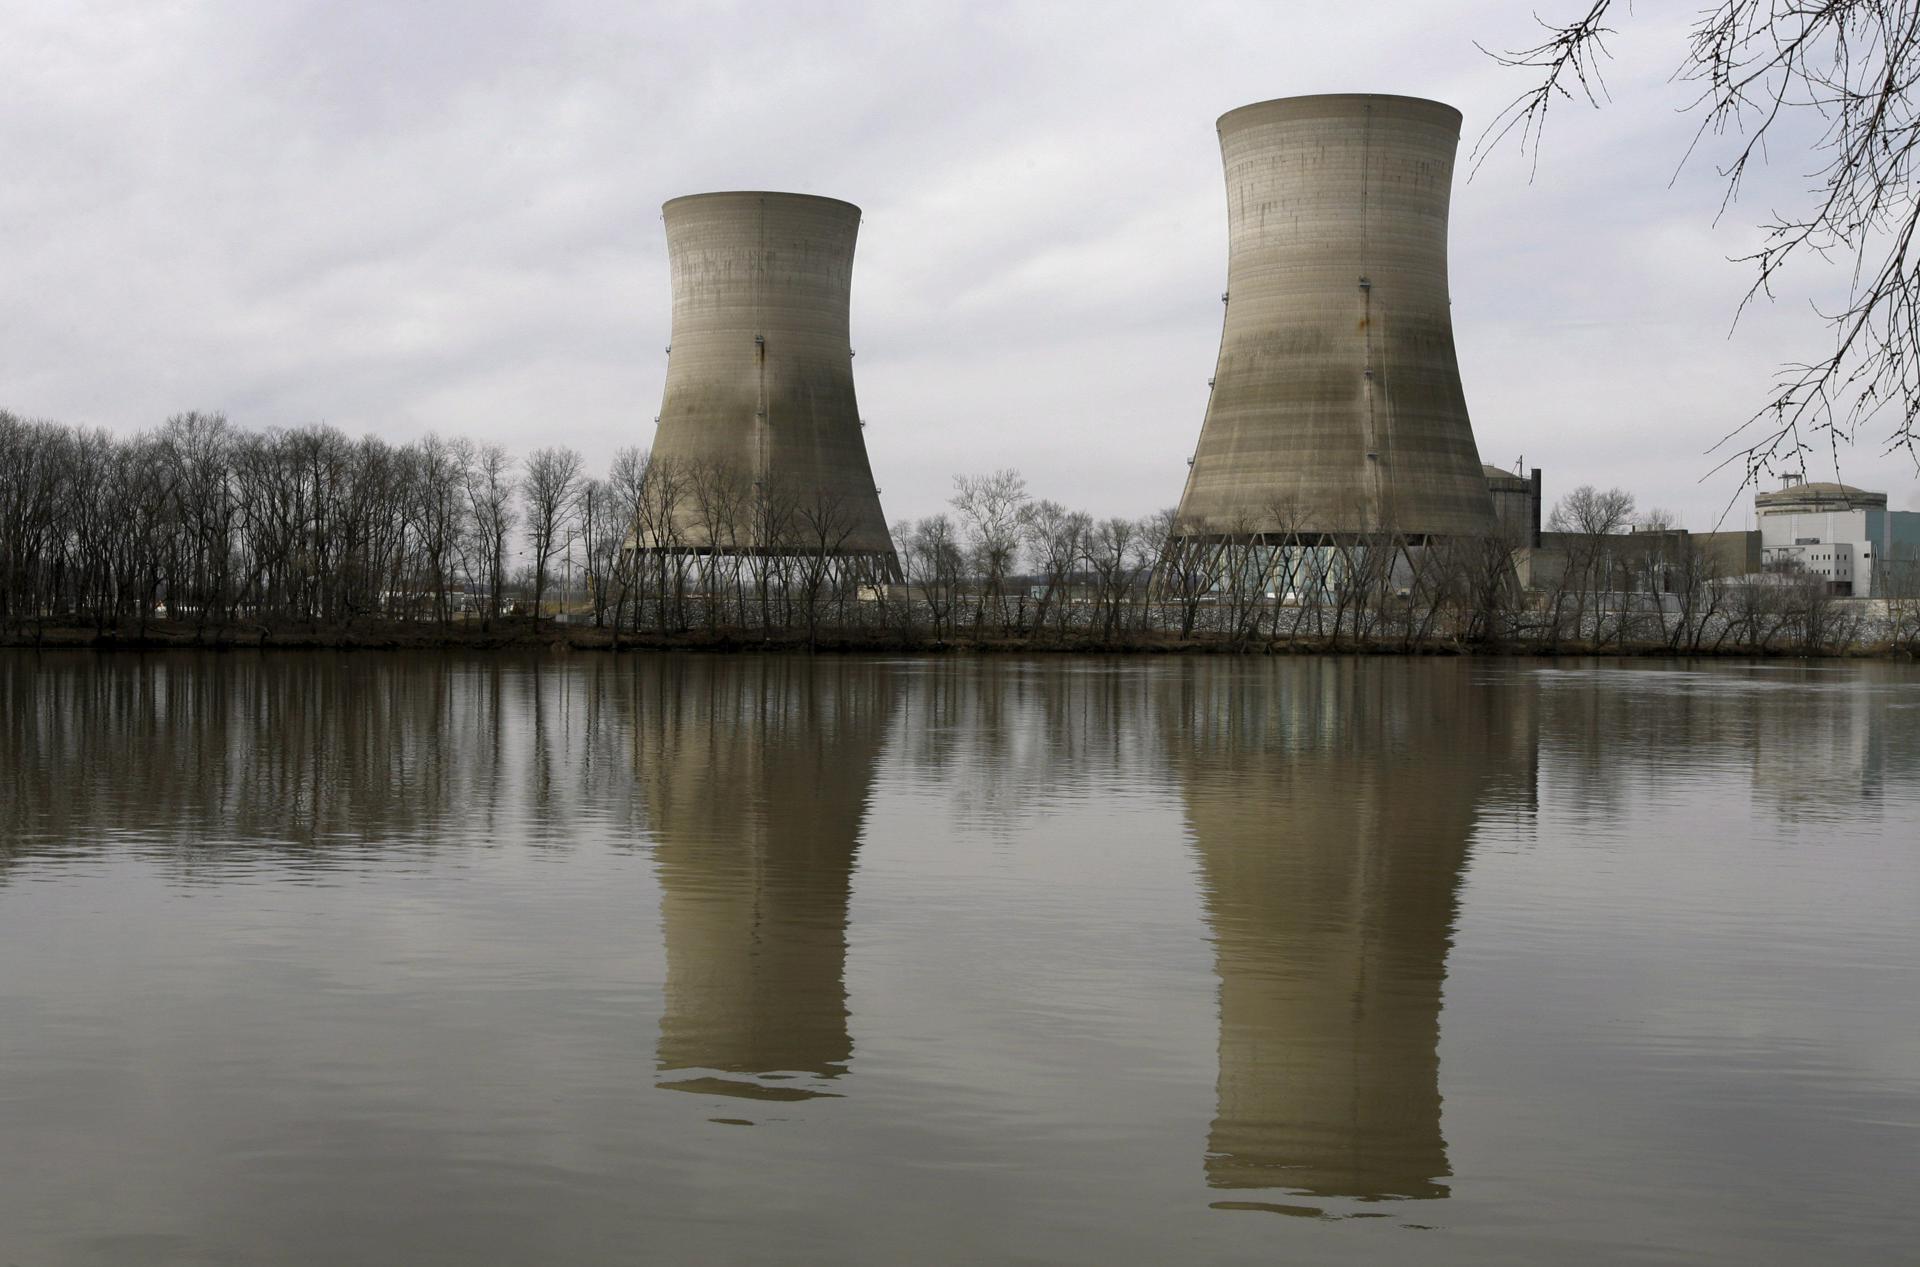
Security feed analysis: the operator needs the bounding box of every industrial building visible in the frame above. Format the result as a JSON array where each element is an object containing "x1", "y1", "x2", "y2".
[
  {"x1": 1757, "y1": 479, "x2": 1920, "y2": 597},
  {"x1": 1485, "y1": 464, "x2": 1543, "y2": 548},
  {"x1": 1496, "y1": 468, "x2": 1920, "y2": 597},
  {"x1": 641, "y1": 191, "x2": 899, "y2": 579},
  {"x1": 1172, "y1": 94, "x2": 1499, "y2": 548}
]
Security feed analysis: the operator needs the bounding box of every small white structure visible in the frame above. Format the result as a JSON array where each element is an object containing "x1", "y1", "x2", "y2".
[{"x1": 1756, "y1": 480, "x2": 1920, "y2": 596}]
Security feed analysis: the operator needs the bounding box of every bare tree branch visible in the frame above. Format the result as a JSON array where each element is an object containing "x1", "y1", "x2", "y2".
[{"x1": 1481, "y1": 1, "x2": 1920, "y2": 485}]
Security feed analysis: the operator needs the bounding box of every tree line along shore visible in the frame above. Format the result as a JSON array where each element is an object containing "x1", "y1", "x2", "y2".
[{"x1": 4, "y1": 411, "x2": 1918, "y2": 658}]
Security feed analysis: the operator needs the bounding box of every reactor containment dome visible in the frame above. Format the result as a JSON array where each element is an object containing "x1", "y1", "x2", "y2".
[
  {"x1": 642, "y1": 191, "x2": 898, "y2": 578},
  {"x1": 1173, "y1": 94, "x2": 1499, "y2": 544}
]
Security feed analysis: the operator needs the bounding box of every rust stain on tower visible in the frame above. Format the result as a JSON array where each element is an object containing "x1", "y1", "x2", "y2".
[{"x1": 1175, "y1": 95, "x2": 1498, "y2": 541}]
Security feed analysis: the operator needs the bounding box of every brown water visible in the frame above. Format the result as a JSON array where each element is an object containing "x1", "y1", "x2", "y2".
[{"x1": 1, "y1": 653, "x2": 1916, "y2": 1265}]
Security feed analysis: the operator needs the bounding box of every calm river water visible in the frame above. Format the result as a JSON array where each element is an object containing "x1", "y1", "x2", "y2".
[{"x1": 1, "y1": 652, "x2": 1916, "y2": 1265}]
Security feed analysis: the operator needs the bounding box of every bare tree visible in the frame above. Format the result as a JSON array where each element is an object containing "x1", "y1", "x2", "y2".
[
  {"x1": 1667, "y1": 540, "x2": 1730, "y2": 651},
  {"x1": 1882, "y1": 548, "x2": 1920, "y2": 651},
  {"x1": 1481, "y1": 1, "x2": 1920, "y2": 478},
  {"x1": 577, "y1": 477, "x2": 617, "y2": 627},
  {"x1": 1548, "y1": 483, "x2": 1637, "y2": 645},
  {"x1": 413, "y1": 435, "x2": 469, "y2": 626},
  {"x1": 707, "y1": 464, "x2": 755, "y2": 629},
  {"x1": 1086, "y1": 516, "x2": 1151, "y2": 641},
  {"x1": 464, "y1": 444, "x2": 517, "y2": 629},
  {"x1": 522, "y1": 445, "x2": 584, "y2": 622},
  {"x1": 0, "y1": 413, "x2": 67, "y2": 632},
  {"x1": 1021, "y1": 499, "x2": 1090, "y2": 637},
  {"x1": 635, "y1": 456, "x2": 692, "y2": 632},
  {"x1": 748, "y1": 475, "x2": 798, "y2": 635},
  {"x1": 793, "y1": 486, "x2": 856, "y2": 648},
  {"x1": 604, "y1": 446, "x2": 650, "y2": 638},
  {"x1": 1216, "y1": 513, "x2": 1279, "y2": 646},
  {"x1": 1134, "y1": 508, "x2": 1177, "y2": 636},
  {"x1": 1455, "y1": 533, "x2": 1527, "y2": 646},
  {"x1": 687, "y1": 459, "x2": 751, "y2": 630},
  {"x1": 887, "y1": 519, "x2": 921, "y2": 639},
  {"x1": 1259, "y1": 496, "x2": 1320, "y2": 643},
  {"x1": 950, "y1": 468, "x2": 1030, "y2": 633},
  {"x1": 904, "y1": 514, "x2": 965, "y2": 640}
]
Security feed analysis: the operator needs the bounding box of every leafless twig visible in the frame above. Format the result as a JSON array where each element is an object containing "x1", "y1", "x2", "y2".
[{"x1": 1480, "y1": 1, "x2": 1920, "y2": 486}]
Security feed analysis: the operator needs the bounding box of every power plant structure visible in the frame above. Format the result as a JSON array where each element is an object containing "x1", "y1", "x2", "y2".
[
  {"x1": 1170, "y1": 94, "x2": 1498, "y2": 582},
  {"x1": 640, "y1": 191, "x2": 899, "y2": 581}
]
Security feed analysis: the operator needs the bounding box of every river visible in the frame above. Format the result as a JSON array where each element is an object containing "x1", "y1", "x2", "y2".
[{"x1": 1, "y1": 652, "x2": 1915, "y2": 1264}]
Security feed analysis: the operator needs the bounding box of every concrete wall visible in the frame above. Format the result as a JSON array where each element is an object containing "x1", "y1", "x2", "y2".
[
  {"x1": 646, "y1": 191, "x2": 894, "y2": 557},
  {"x1": 1693, "y1": 530, "x2": 1763, "y2": 577},
  {"x1": 1520, "y1": 528, "x2": 1762, "y2": 593},
  {"x1": 1766, "y1": 541, "x2": 1860, "y2": 594},
  {"x1": 1761, "y1": 508, "x2": 1881, "y2": 596},
  {"x1": 1759, "y1": 508, "x2": 1871, "y2": 551},
  {"x1": 1174, "y1": 95, "x2": 1498, "y2": 541},
  {"x1": 1486, "y1": 465, "x2": 1540, "y2": 548},
  {"x1": 1885, "y1": 512, "x2": 1920, "y2": 597}
]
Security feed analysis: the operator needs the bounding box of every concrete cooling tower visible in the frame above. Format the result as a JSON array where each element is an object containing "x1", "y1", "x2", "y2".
[
  {"x1": 645, "y1": 191, "x2": 898, "y2": 574},
  {"x1": 1175, "y1": 95, "x2": 1498, "y2": 542}
]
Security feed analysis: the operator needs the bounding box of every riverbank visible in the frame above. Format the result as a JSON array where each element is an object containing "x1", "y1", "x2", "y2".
[{"x1": 5, "y1": 620, "x2": 1915, "y2": 658}]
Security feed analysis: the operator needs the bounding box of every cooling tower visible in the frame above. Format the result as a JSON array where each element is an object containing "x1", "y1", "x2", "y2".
[
  {"x1": 646, "y1": 191, "x2": 897, "y2": 569},
  {"x1": 1175, "y1": 95, "x2": 1498, "y2": 541}
]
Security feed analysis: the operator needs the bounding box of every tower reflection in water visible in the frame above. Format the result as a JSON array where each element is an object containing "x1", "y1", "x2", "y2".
[
  {"x1": 1168, "y1": 660, "x2": 1535, "y2": 1215},
  {"x1": 637, "y1": 657, "x2": 897, "y2": 1102}
]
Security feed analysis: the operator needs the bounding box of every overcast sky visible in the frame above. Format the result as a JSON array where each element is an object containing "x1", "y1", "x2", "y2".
[{"x1": 5, "y1": 0, "x2": 1918, "y2": 528}]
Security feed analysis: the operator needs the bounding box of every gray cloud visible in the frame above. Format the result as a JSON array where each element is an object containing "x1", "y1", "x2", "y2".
[{"x1": 3, "y1": 0, "x2": 1915, "y2": 529}]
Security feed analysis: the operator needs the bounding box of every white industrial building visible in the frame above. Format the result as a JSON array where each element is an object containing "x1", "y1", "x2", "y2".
[{"x1": 1757, "y1": 481, "x2": 1920, "y2": 596}]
